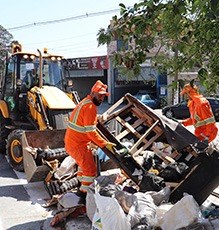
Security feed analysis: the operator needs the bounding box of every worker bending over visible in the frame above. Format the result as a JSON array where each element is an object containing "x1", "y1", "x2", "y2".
[{"x1": 65, "y1": 80, "x2": 115, "y2": 203}]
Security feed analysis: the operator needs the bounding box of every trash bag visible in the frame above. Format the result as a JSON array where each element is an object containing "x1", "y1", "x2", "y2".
[
  {"x1": 159, "y1": 194, "x2": 204, "y2": 230},
  {"x1": 91, "y1": 192, "x2": 131, "y2": 230},
  {"x1": 54, "y1": 156, "x2": 76, "y2": 180},
  {"x1": 86, "y1": 186, "x2": 96, "y2": 222},
  {"x1": 138, "y1": 173, "x2": 165, "y2": 192},
  {"x1": 127, "y1": 192, "x2": 157, "y2": 229},
  {"x1": 146, "y1": 186, "x2": 171, "y2": 206},
  {"x1": 86, "y1": 174, "x2": 120, "y2": 222},
  {"x1": 158, "y1": 162, "x2": 188, "y2": 182},
  {"x1": 99, "y1": 183, "x2": 121, "y2": 197},
  {"x1": 114, "y1": 190, "x2": 136, "y2": 213},
  {"x1": 57, "y1": 192, "x2": 80, "y2": 209}
]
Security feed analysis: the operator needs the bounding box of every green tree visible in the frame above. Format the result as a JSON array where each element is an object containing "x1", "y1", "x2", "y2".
[
  {"x1": 97, "y1": 0, "x2": 219, "y2": 94},
  {"x1": 0, "y1": 25, "x2": 13, "y2": 76}
]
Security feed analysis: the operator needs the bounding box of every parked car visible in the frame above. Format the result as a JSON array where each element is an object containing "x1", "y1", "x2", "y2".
[
  {"x1": 134, "y1": 92, "x2": 160, "y2": 109},
  {"x1": 162, "y1": 97, "x2": 219, "y2": 121}
]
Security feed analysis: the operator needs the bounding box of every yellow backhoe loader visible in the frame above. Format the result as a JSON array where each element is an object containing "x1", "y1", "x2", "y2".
[{"x1": 0, "y1": 43, "x2": 77, "y2": 172}]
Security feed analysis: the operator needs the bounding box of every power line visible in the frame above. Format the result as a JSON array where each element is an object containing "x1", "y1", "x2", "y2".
[
  {"x1": 24, "y1": 32, "x2": 95, "y2": 45},
  {"x1": 7, "y1": 9, "x2": 119, "y2": 31}
]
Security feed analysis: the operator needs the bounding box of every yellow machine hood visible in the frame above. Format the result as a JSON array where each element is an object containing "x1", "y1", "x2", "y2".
[{"x1": 37, "y1": 86, "x2": 76, "y2": 109}]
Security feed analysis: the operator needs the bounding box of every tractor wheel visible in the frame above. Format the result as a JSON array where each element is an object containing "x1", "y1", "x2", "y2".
[
  {"x1": 0, "y1": 113, "x2": 11, "y2": 154},
  {"x1": 6, "y1": 129, "x2": 25, "y2": 172}
]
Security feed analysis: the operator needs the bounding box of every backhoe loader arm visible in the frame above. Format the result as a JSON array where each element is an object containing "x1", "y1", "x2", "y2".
[{"x1": 35, "y1": 91, "x2": 51, "y2": 130}]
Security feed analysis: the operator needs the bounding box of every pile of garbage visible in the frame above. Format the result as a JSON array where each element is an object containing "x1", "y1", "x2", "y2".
[
  {"x1": 87, "y1": 173, "x2": 215, "y2": 230},
  {"x1": 40, "y1": 148, "x2": 219, "y2": 229},
  {"x1": 22, "y1": 94, "x2": 219, "y2": 229},
  {"x1": 44, "y1": 168, "x2": 218, "y2": 229}
]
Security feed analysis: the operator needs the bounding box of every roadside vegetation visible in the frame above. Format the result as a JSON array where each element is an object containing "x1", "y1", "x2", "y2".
[
  {"x1": 97, "y1": 0, "x2": 219, "y2": 94},
  {"x1": 0, "y1": 25, "x2": 13, "y2": 76}
]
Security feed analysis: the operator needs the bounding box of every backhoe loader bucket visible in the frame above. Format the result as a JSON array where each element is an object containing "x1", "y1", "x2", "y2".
[{"x1": 22, "y1": 129, "x2": 66, "y2": 182}]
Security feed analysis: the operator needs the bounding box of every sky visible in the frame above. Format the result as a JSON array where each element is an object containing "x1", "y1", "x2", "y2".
[{"x1": 1, "y1": 0, "x2": 138, "y2": 58}]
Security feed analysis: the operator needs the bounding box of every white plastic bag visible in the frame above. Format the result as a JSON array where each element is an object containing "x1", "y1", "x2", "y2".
[
  {"x1": 54, "y1": 156, "x2": 76, "y2": 180},
  {"x1": 91, "y1": 193, "x2": 131, "y2": 230},
  {"x1": 86, "y1": 186, "x2": 96, "y2": 222},
  {"x1": 160, "y1": 194, "x2": 203, "y2": 230}
]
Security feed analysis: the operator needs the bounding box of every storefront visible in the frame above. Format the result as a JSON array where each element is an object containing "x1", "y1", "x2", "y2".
[
  {"x1": 62, "y1": 54, "x2": 167, "y2": 105},
  {"x1": 62, "y1": 56, "x2": 108, "y2": 99}
]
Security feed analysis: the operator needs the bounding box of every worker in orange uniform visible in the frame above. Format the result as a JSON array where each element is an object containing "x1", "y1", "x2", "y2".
[
  {"x1": 65, "y1": 80, "x2": 116, "y2": 204},
  {"x1": 180, "y1": 81, "x2": 218, "y2": 143}
]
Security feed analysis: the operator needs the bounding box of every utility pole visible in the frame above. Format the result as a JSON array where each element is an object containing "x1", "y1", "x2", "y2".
[{"x1": 173, "y1": 48, "x2": 179, "y2": 104}]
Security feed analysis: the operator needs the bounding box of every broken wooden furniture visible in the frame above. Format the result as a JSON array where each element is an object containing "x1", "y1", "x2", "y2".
[{"x1": 97, "y1": 93, "x2": 219, "y2": 205}]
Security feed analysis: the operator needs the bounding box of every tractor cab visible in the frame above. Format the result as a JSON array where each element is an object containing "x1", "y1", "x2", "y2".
[{"x1": 1, "y1": 49, "x2": 64, "y2": 119}]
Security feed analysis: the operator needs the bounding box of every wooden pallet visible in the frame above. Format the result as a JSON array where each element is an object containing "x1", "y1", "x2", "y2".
[{"x1": 97, "y1": 93, "x2": 219, "y2": 204}]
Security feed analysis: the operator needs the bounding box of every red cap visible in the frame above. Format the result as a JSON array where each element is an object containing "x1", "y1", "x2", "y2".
[{"x1": 91, "y1": 80, "x2": 109, "y2": 96}]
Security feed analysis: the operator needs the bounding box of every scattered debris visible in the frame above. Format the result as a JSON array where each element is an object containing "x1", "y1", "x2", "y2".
[
  {"x1": 20, "y1": 93, "x2": 219, "y2": 229},
  {"x1": 50, "y1": 205, "x2": 86, "y2": 227}
]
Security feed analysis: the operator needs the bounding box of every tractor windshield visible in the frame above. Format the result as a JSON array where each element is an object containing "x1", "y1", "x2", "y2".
[
  {"x1": 18, "y1": 56, "x2": 63, "y2": 89},
  {"x1": 3, "y1": 53, "x2": 64, "y2": 112},
  {"x1": 41, "y1": 59, "x2": 63, "y2": 87}
]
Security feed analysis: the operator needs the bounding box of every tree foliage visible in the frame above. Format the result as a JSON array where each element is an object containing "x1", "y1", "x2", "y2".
[
  {"x1": 0, "y1": 25, "x2": 13, "y2": 73},
  {"x1": 97, "y1": 0, "x2": 219, "y2": 94}
]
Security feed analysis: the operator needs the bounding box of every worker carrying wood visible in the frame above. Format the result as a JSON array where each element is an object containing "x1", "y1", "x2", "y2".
[
  {"x1": 64, "y1": 80, "x2": 116, "y2": 204},
  {"x1": 180, "y1": 80, "x2": 218, "y2": 143}
]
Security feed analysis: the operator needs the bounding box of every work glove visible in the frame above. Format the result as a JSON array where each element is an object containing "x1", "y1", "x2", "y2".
[
  {"x1": 105, "y1": 142, "x2": 116, "y2": 153},
  {"x1": 98, "y1": 113, "x2": 108, "y2": 123}
]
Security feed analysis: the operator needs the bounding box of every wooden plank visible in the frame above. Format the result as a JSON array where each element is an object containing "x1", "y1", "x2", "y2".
[
  {"x1": 139, "y1": 130, "x2": 164, "y2": 153},
  {"x1": 115, "y1": 116, "x2": 150, "y2": 147},
  {"x1": 165, "y1": 182, "x2": 179, "y2": 187},
  {"x1": 100, "y1": 100, "x2": 131, "y2": 122},
  {"x1": 152, "y1": 149, "x2": 172, "y2": 164},
  {"x1": 116, "y1": 117, "x2": 146, "y2": 140},
  {"x1": 131, "y1": 107, "x2": 154, "y2": 125},
  {"x1": 115, "y1": 116, "x2": 137, "y2": 134},
  {"x1": 169, "y1": 150, "x2": 181, "y2": 159},
  {"x1": 131, "y1": 107, "x2": 163, "y2": 133},
  {"x1": 132, "y1": 147, "x2": 145, "y2": 157},
  {"x1": 129, "y1": 120, "x2": 160, "y2": 154}
]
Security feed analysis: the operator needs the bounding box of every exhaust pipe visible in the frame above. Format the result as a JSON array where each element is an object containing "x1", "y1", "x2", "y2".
[{"x1": 37, "y1": 49, "x2": 43, "y2": 88}]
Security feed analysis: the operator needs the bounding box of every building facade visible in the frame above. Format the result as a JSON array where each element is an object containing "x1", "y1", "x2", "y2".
[{"x1": 62, "y1": 56, "x2": 108, "y2": 99}]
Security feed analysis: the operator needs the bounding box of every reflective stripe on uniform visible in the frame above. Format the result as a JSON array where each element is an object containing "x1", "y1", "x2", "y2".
[
  {"x1": 77, "y1": 175, "x2": 83, "y2": 182},
  {"x1": 72, "y1": 99, "x2": 91, "y2": 123},
  {"x1": 80, "y1": 176, "x2": 96, "y2": 192},
  {"x1": 68, "y1": 122, "x2": 96, "y2": 133},
  {"x1": 194, "y1": 116, "x2": 216, "y2": 128},
  {"x1": 194, "y1": 113, "x2": 200, "y2": 121},
  {"x1": 80, "y1": 184, "x2": 90, "y2": 192},
  {"x1": 68, "y1": 98, "x2": 96, "y2": 133},
  {"x1": 81, "y1": 175, "x2": 95, "y2": 183},
  {"x1": 77, "y1": 168, "x2": 83, "y2": 182}
]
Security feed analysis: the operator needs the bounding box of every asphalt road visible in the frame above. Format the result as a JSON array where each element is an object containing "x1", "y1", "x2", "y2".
[{"x1": 0, "y1": 154, "x2": 54, "y2": 230}]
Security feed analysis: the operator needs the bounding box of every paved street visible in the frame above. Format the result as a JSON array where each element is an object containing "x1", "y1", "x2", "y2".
[{"x1": 0, "y1": 154, "x2": 53, "y2": 229}]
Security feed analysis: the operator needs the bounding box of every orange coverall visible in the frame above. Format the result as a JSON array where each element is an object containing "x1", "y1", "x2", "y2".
[
  {"x1": 65, "y1": 95, "x2": 107, "y2": 192},
  {"x1": 182, "y1": 92, "x2": 218, "y2": 143}
]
